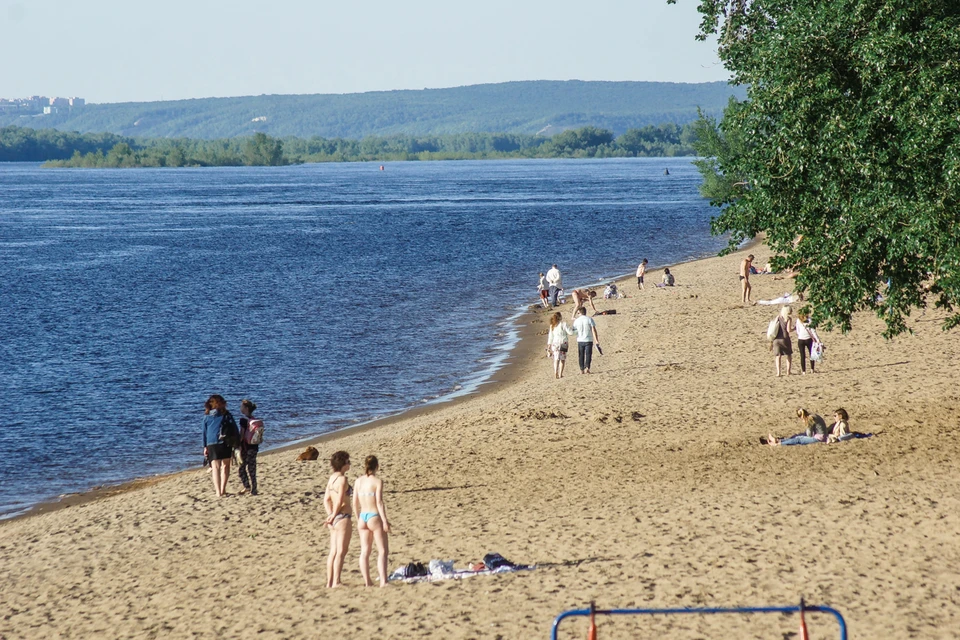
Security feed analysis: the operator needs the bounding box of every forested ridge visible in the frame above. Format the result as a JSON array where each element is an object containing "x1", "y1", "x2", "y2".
[
  {"x1": 1, "y1": 80, "x2": 744, "y2": 140},
  {"x1": 1, "y1": 123, "x2": 703, "y2": 167}
]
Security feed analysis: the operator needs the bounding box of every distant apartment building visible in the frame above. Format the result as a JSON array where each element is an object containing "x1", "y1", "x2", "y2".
[{"x1": 0, "y1": 95, "x2": 83, "y2": 115}]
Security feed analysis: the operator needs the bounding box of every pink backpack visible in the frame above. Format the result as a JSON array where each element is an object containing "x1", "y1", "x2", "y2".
[{"x1": 246, "y1": 419, "x2": 264, "y2": 445}]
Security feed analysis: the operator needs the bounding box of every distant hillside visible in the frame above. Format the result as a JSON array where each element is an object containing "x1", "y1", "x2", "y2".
[{"x1": 2, "y1": 81, "x2": 746, "y2": 140}]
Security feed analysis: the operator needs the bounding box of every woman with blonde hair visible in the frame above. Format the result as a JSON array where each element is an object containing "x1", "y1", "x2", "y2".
[
  {"x1": 324, "y1": 451, "x2": 353, "y2": 588},
  {"x1": 765, "y1": 408, "x2": 828, "y2": 446},
  {"x1": 771, "y1": 305, "x2": 794, "y2": 377},
  {"x1": 353, "y1": 455, "x2": 391, "y2": 587},
  {"x1": 546, "y1": 311, "x2": 574, "y2": 379}
]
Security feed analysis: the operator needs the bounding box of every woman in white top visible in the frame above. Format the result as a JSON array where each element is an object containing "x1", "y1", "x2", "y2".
[
  {"x1": 794, "y1": 311, "x2": 821, "y2": 374},
  {"x1": 546, "y1": 311, "x2": 574, "y2": 379}
]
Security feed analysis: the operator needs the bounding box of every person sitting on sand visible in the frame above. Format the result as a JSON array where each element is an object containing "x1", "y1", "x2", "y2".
[
  {"x1": 324, "y1": 451, "x2": 353, "y2": 588},
  {"x1": 570, "y1": 288, "x2": 598, "y2": 317},
  {"x1": 603, "y1": 283, "x2": 619, "y2": 299},
  {"x1": 352, "y1": 455, "x2": 391, "y2": 587},
  {"x1": 827, "y1": 408, "x2": 854, "y2": 443},
  {"x1": 764, "y1": 408, "x2": 828, "y2": 446},
  {"x1": 656, "y1": 268, "x2": 675, "y2": 287},
  {"x1": 546, "y1": 311, "x2": 574, "y2": 379}
]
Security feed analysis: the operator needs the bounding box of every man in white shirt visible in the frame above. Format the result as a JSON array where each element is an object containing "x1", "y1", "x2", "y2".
[
  {"x1": 545, "y1": 264, "x2": 562, "y2": 307},
  {"x1": 572, "y1": 306, "x2": 601, "y2": 374}
]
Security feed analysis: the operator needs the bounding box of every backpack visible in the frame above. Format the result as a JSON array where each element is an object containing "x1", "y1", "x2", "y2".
[
  {"x1": 247, "y1": 418, "x2": 264, "y2": 445},
  {"x1": 766, "y1": 318, "x2": 779, "y2": 341},
  {"x1": 218, "y1": 411, "x2": 241, "y2": 449}
]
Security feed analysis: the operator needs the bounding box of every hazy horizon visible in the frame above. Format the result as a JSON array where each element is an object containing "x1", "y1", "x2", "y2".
[{"x1": 1, "y1": 0, "x2": 728, "y2": 103}]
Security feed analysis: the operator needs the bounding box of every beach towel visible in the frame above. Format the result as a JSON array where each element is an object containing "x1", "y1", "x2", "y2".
[{"x1": 389, "y1": 554, "x2": 535, "y2": 584}]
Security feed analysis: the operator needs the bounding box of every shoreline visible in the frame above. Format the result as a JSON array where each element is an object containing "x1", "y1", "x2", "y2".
[
  {"x1": 7, "y1": 236, "x2": 763, "y2": 523},
  {"x1": 10, "y1": 239, "x2": 751, "y2": 523}
]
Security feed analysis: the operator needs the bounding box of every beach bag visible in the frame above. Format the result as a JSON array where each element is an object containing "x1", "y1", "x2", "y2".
[
  {"x1": 482, "y1": 553, "x2": 516, "y2": 570},
  {"x1": 247, "y1": 418, "x2": 264, "y2": 445},
  {"x1": 218, "y1": 411, "x2": 241, "y2": 449},
  {"x1": 811, "y1": 341, "x2": 825, "y2": 362},
  {"x1": 766, "y1": 318, "x2": 779, "y2": 341}
]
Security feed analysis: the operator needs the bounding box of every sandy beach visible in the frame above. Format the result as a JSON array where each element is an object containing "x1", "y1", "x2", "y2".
[{"x1": 3, "y1": 244, "x2": 960, "y2": 639}]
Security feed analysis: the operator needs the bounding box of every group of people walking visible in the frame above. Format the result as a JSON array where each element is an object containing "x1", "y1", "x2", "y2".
[
  {"x1": 768, "y1": 305, "x2": 823, "y2": 377},
  {"x1": 323, "y1": 451, "x2": 391, "y2": 588},
  {"x1": 201, "y1": 395, "x2": 262, "y2": 497}
]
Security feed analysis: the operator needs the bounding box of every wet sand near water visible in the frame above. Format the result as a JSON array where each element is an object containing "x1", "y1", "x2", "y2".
[{"x1": 2, "y1": 245, "x2": 959, "y2": 639}]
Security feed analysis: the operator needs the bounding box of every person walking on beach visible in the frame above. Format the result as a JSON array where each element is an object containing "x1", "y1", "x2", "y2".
[
  {"x1": 546, "y1": 311, "x2": 574, "y2": 378},
  {"x1": 794, "y1": 312, "x2": 821, "y2": 375},
  {"x1": 202, "y1": 394, "x2": 239, "y2": 497},
  {"x1": 771, "y1": 305, "x2": 794, "y2": 377},
  {"x1": 546, "y1": 264, "x2": 562, "y2": 307},
  {"x1": 353, "y1": 455, "x2": 391, "y2": 587},
  {"x1": 324, "y1": 451, "x2": 353, "y2": 588},
  {"x1": 569, "y1": 288, "x2": 598, "y2": 318},
  {"x1": 537, "y1": 273, "x2": 549, "y2": 308},
  {"x1": 237, "y1": 399, "x2": 262, "y2": 495},
  {"x1": 573, "y1": 306, "x2": 600, "y2": 374},
  {"x1": 636, "y1": 258, "x2": 648, "y2": 290},
  {"x1": 740, "y1": 255, "x2": 755, "y2": 305}
]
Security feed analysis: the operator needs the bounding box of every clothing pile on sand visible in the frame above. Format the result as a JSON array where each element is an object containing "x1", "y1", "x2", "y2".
[{"x1": 389, "y1": 553, "x2": 534, "y2": 583}]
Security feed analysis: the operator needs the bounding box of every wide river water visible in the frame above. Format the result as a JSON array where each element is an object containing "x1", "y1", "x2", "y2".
[{"x1": 1, "y1": 158, "x2": 728, "y2": 517}]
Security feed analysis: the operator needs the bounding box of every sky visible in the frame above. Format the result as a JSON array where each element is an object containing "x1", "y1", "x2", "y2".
[{"x1": 1, "y1": 0, "x2": 728, "y2": 104}]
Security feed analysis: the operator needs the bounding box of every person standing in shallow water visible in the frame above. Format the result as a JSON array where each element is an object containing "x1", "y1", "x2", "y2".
[
  {"x1": 546, "y1": 264, "x2": 562, "y2": 307},
  {"x1": 324, "y1": 451, "x2": 353, "y2": 588},
  {"x1": 202, "y1": 394, "x2": 237, "y2": 497},
  {"x1": 353, "y1": 455, "x2": 391, "y2": 587}
]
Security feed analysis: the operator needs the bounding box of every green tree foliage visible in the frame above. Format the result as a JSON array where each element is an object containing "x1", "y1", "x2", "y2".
[
  {"x1": 0, "y1": 126, "x2": 124, "y2": 161},
  {"x1": 678, "y1": 0, "x2": 960, "y2": 335},
  {"x1": 243, "y1": 132, "x2": 287, "y2": 166},
  {"x1": 12, "y1": 125, "x2": 702, "y2": 166}
]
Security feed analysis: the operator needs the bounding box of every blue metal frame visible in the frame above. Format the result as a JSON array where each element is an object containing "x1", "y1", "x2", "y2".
[{"x1": 550, "y1": 604, "x2": 848, "y2": 640}]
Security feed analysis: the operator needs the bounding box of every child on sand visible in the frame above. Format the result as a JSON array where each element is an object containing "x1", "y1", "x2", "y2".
[{"x1": 636, "y1": 259, "x2": 648, "y2": 290}]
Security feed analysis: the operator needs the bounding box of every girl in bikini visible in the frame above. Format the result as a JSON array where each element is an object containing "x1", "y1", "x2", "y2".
[
  {"x1": 352, "y1": 455, "x2": 391, "y2": 587},
  {"x1": 324, "y1": 450, "x2": 353, "y2": 588}
]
